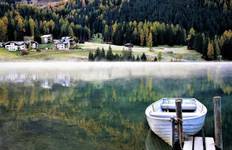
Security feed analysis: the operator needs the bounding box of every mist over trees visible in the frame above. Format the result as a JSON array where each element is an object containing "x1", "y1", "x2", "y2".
[{"x1": 0, "y1": 0, "x2": 231, "y2": 59}]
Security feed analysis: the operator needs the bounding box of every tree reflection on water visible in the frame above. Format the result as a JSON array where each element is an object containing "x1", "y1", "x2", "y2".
[{"x1": 0, "y1": 63, "x2": 231, "y2": 150}]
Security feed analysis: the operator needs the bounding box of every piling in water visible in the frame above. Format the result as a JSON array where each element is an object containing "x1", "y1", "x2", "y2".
[
  {"x1": 175, "y1": 99, "x2": 183, "y2": 149},
  {"x1": 171, "y1": 117, "x2": 176, "y2": 148},
  {"x1": 213, "y1": 96, "x2": 223, "y2": 150}
]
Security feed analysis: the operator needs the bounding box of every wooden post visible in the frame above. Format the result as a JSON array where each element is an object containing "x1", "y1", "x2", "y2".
[
  {"x1": 176, "y1": 99, "x2": 183, "y2": 149},
  {"x1": 213, "y1": 96, "x2": 223, "y2": 150},
  {"x1": 171, "y1": 117, "x2": 176, "y2": 148}
]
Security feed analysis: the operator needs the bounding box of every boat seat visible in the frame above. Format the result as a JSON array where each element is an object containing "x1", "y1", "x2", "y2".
[
  {"x1": 161, "y1": 98, "x2": 197, "y2": 112},
  {"x1": 149, "y1": 111, "x2": 198, "y2": 118}
]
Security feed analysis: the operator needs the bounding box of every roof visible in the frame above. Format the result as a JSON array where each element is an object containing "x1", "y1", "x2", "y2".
[
  {"x1": 61, "y1": 36, "x2": 71, "y2": 39},
  {"x1": 56, "y1": 41, "x2": 69, "y2": 45},
  {"x1": 4, "y1": 41, "x2": 26, "y2": 46},
  {"x1": 15, "y1": 42, "x2": 26, "y2": 46},
  {"x1": 41, "y1": 34, "x2": 52, "y2": 38}
]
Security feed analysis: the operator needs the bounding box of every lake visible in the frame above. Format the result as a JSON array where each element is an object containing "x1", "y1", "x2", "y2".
[{"x1": 0, "y1": 62, "x2": 231, "y2": 150}]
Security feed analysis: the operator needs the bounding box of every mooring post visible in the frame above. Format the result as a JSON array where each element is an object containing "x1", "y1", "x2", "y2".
[
  {"x1": 176, "y1": 99, "x2": 183, "y2": 149},
  {"x1": 171, "y1": 117, "x2": 176, "y2": 148},
  {"x1": 213, "y1": 96, "x2": 223, "y2": 150}
]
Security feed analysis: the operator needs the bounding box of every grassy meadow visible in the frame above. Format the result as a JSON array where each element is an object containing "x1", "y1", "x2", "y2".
[{"x1": 0, "y1": 42, "x2": 204, "y2": 61}]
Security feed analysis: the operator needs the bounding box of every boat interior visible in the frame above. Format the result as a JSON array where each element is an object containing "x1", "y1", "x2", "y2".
[{"x1": 149, "y1": 98, "x2": 206, "y2": 118}]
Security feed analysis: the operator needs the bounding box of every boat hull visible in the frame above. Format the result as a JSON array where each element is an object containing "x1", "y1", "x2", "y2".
[
  {"x1": 146, "y1": 114, "x2": 206, "y2": 146},
  {"x1": 145, "y1": 99, "x2": 207, "y2": 146}
]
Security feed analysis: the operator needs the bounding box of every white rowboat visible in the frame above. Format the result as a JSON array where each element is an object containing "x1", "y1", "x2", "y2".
[{"x1": 145, "y1": 98, "x2": 207, "y2": 146}]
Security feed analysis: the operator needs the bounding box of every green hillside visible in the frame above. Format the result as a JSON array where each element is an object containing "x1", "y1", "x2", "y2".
[{"x1": 0, "y1": 0, "x2": 231, "y2": 60}]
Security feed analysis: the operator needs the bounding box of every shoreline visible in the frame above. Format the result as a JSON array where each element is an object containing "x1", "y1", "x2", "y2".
[{"x1": 0, "y1": 42, "x2": 205, "y2": 62}]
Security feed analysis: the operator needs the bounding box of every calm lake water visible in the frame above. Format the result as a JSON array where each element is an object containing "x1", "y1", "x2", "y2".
[{"x1": 0, "y1": 62, "x2": 231, "y2": 150}]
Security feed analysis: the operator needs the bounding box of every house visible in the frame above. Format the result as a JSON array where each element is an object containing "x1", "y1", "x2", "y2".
[
  {"x1": 61, "y1": 36, "x2": 73, "y2": 42},
  {"x1": 16, "y1": 42, "x2": 27, "y2": 50},
  {"x1": 41, "y1": 34, "x2": 53, "y2": 44},
  {"x1": 0, "y1": 42, "x2": 4, "y2": 48},
  {"x1": 54, "y1": 36, "x2": 77, "y2": 50},
  {"x1": 23, "y1": 36, "x2": 39, "y2": 49},
  {"x1": 25, "y1": 40, "x2": 39, "y2": 49},
  {"x1": 55, "y1": 41, "x2": 70, "y2": 50},
  {"x1": 4, "y1": 42, "x2": 18, "y2": 51},
  {"x1": 31, "y1": 41, "x2": 39, "y2": 49},
  {"x1": 61, "y1": 36, "x2": 76, "y2": 48},
  {"x1": 4, "y1": 41, "x2": 27, "y2": 51}
]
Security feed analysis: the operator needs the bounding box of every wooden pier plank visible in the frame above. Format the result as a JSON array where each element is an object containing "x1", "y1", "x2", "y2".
[
  {"x1": 183, "y1": 136, "x2": 193, "y2": 150},
  {"x1": 183, "y1": 137, "x2": 215, "y2": 150}
]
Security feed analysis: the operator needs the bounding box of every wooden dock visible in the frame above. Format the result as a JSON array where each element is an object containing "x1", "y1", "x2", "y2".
[
  {"x1": 183, "y1": 136, "x2": 215, "y2": 150},
  {"x1": 172, "y1": 96, "x2": 223, "y2": 150}
]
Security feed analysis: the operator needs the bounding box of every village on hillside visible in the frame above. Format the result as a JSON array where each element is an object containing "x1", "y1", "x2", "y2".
[
  {"x1": 0, "y1": 34, "x2": 77, "y2": 53},
  {"x1": 0, "y1": 34, "x2": 205, "y2": 62}
]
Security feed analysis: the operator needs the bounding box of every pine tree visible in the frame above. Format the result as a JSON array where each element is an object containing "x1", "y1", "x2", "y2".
[
  {"x1": 141, "y1": 53, "x2": 147, "y2": 61},
  {"x1": 106, "y1": 46, "x2": 114, "y2": 61},
  {"x1": 187, "y1": 27, "x2": 196, "y2": 50},
  {"x1": 15, "y1": 14, "x2": 24, "y2": 40},
  {"x1": 136, "y1": 55, "x2": 141, "y2": 61},
  {"x1": 158, "y1": 51, "x2": 162, "y2": 61},
  {"x1": 213, "y1": 38, "x2": 220, "y2": 60},
  {"x1": 154, "y1": 57, "x2": 158, "y2": 61},
  {"x1": 101, "y1": 48, "x2": 106, "y2": 59},
  {"x1": 207, "y1": 41, "x2": 215, "y2": 60},
  {"x1": 95, "y1": 47, "x2": 101, "y2": 60},
  {"x1": 88, "y1": 52, "x2": 94, "y2": 61},
  {"x1": 0, "y1": 19, "x2": 8, "y2": 41},
  {"x1": 147, "y1": 31, "x2": 153, "y2": 51},
  {"x1": 29, "y1": 17, "x2": 35, "y2": 37},
  {"x1": 104, "y1": 25, "x2": 110, "y2": 42},
  {"x1": 68, "y1": 26, "x2": 74, "y2": 37}
]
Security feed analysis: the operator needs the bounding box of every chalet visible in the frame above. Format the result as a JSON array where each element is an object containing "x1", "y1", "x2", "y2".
[
  {"x1": 31, "y1": 41, "x2": 39, "y2": 49},
  {"x1": 17, "y1": 42, "x2": 27, "y2": 50},
  {"x1": 0, "y1": 42, "x2": 4, "y2": 48},
  {"x1": 61, "y1": 36, "x2": 72, "y2": 42},
  {"x1": 4, "y1": 41, "x2": 27, "y2": 51},
  {"x1": 4, "y1": 42, "x2": 18, "y2": 51},
  {"x1": 23, "y1": 40, "x2": 39, "y2": 49},
  {"x1": 25, "y1": 40, "x2": 39, "y2": 49},
  {"x1": 61, "y1": 36, "x2": 76, "y2": 47},
  {"x1": 54, "y1": 36, "x2": 77, "y2": 50},
  {"x1": 55, "y1": 41, "x2": 70, "y2": 50},
  {"x1": 41, "y1": 34, "x2": 53, "y2": 44}
]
